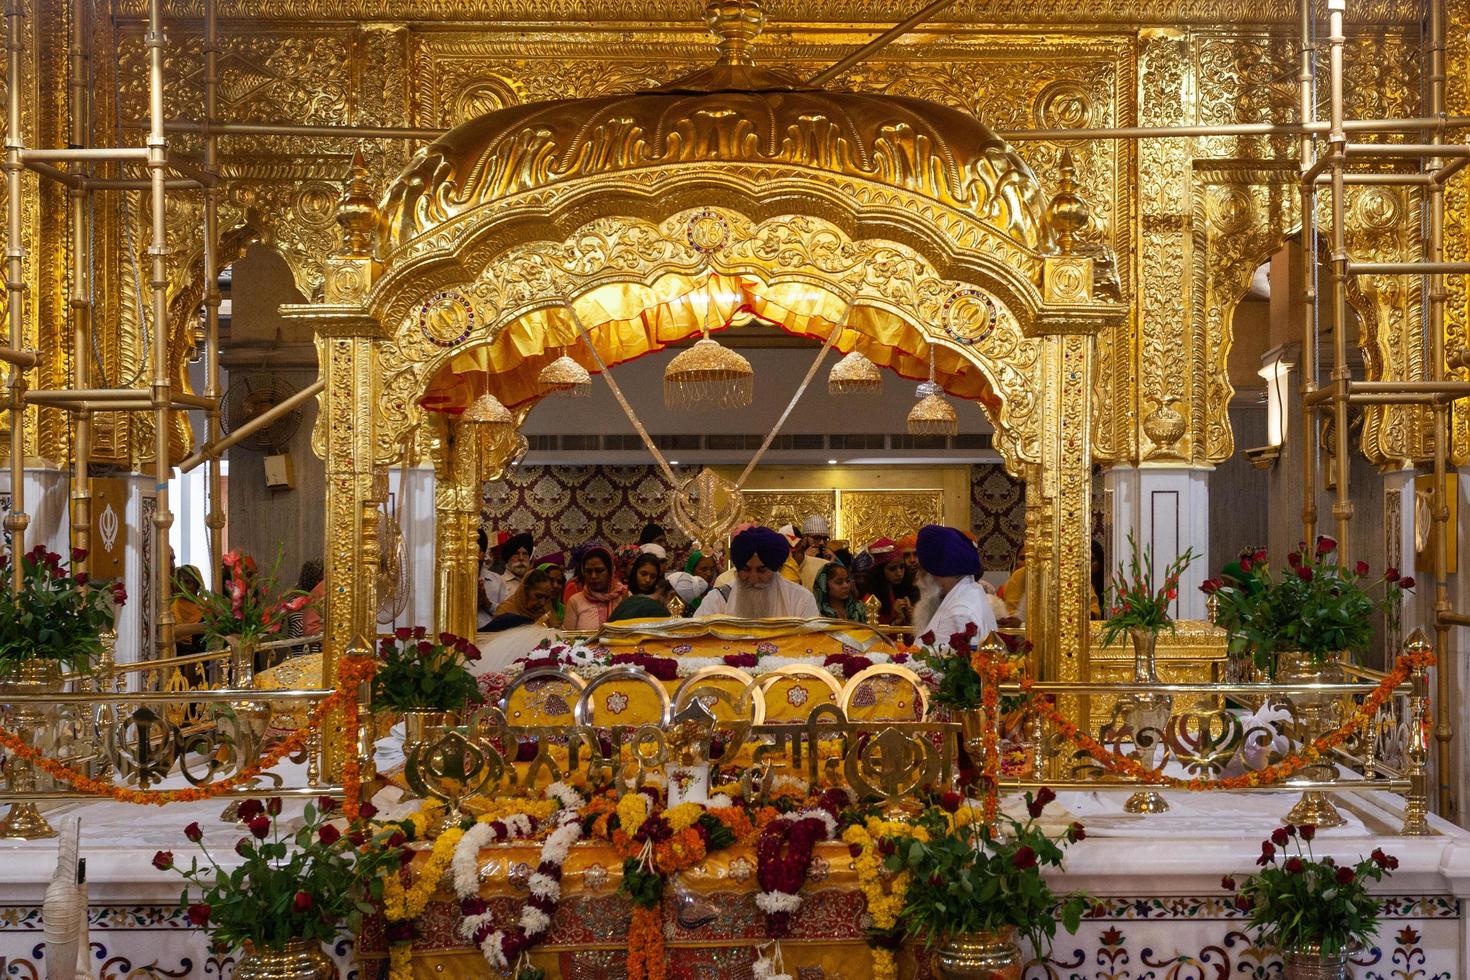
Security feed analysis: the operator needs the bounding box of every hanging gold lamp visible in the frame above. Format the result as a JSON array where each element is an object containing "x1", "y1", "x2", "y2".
[
  {"x1": 537, "y1": 353, "x2": 592, "y2": 397},
  {"x1": 828, "y1": 349, "x2": 882, "y2": 395},
  {"x1": 907, "y1": 348, "x2": 958, "y2": 436},
  {"x1": 463, "y1": 392, "x2": 515, "y2": 431},
  {"x1": 664, "y1": 336, "x2": 754, "y2": 410}
]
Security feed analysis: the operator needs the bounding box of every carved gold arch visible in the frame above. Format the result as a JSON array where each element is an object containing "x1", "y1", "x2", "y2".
[{"x1": 365, "y1": 209, "x2": 1043, "y2": 475}]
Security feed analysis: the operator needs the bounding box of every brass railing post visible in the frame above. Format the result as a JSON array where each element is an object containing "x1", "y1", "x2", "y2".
[{"x1": 1401, "y1": 630, "x2": 1432, "y2": 835}]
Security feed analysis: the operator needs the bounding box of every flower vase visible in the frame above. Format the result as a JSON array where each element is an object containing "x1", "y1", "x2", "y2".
[
  {"x1": 1282, "y1": 943, "x2": 1349, "y2": 980},
  {"x1": 227, "y1": 634, "x2": 257, "y2": 688},
  {"x1": 1277, "y1": 650, "x2": 1348, "y2": 830},
  {"x1": 235, "y1": 938, "x2": 338, "y2": 980},
  {"x1": 933, "y1": 928, "x2": 1022, "y2": 980},
  {"x1": 0, "y1": 658, "x2": 62, "y2": 839},
  {"x1": 1122, "y1": 628, "x2": 1171, "y2": 815}
]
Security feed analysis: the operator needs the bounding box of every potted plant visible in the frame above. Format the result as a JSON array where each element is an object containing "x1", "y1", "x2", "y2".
[
  {"x1": 0, "y1": 545, "x2": 125, "y2": 838},
  {"x1": 1222, "y1": 823, "x2": 1397, "y2": 980},
  {"x1": 151, "y1": 796, "x2": 405, "y2": 979},
  {"x1": 371, "y1": 627, "x2": 481, "y2": 759},
  {"x1": 1099, "y1": 533, "x2": 1197, "y2": 685},
  {"x1": 181, "y1": 550, "x2": 312, "y2": 684},
  {"x1": 1201, "y1": 536, "x2": 1412, "y2": 675},
  {"x1": 897, "y1": 788, "x2": 1089, "y2": 979}
]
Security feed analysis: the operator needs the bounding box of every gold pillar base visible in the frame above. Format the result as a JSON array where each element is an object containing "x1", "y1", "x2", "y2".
[
  {"x1": 1284, "y1": 791, "x2": 1346, "y2": 829},
  {"x1": 1123, "y1": 790, "x2": 1170, "y2": 814},
  {"x1": 0, "y1": 802, "x2": 56, "y2": 839}
]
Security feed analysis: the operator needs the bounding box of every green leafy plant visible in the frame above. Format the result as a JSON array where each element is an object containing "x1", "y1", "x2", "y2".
[
  {"x1": 0, "y1": 545, "x2": 124, "y2": 674},
  {"x1": 1100, "y1": 533, "x2": 1197, "y2": 646},
  {"x1": 898, "y1": 788, "x2": 1090, "y2": 955},
  {"x1": 1202, "y1": 536, "x2": 1411, "y2": 669},
  {"x1": 916, "y1": 627, "x2": 1030, "y2": 715},
  {"x1": 371, "y1": 627, "x2": 482, "y2": 712},
  {"x1": 152, "y1": 796, "x2": 405, "y2": 952},
  {"x1": 1224, "y1": 823, "x2": 1396, "y2": 955},
  {"x1": 181, "y1": 549, "x2": 311, "y2": 651}
]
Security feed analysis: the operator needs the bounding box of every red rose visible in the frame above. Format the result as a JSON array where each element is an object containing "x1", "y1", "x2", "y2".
[
  {"x1": 1200, "y1": 578, "x2": 1220, "y2": 595},
  {"x1": 439, "y1": 632, "x2": 455, "y2": 645},
  {"x1": 235, "y1": 837, "x2": 251, "y2": 857},
  {"x1": 417, "y1": 640, "x2": 433, "y2": 655},
  {"x1": 1011, "y1": 846, "x2": 1037, "y2": 870},
  {"x1": 1385, "y1": 566, "x2": 1400, "y2": 583},
  {"x1": 395, "y1": 627, "x2": 412, "y2": 640},
  {"x1": 413, "y1": 626, "x2": 427, "y2": 639},
  {"x1": 248, "y1": 815, "x2": 271, "y2": 839},
  {"x1": 1354, "y1": 560, "x2": 1370, "y2": 576},
  {"x1": 1067, "y1": 821, "x2": 1086, "y2": 843},
  {"x1": 1371, "y1": 848, "x2": 1399, "y2": 870},
  {"x1": 1287, "y1": 551, "x2": 1302, "y2": 568},
  {"x1": 237, "y1": 798, "x2": 263, "y2": 822},
  {"x1": 1239, "y1": 557, "x2": 1253, "y2": 573},
  {"x1": 360, "y1": 802, "x2": 379, "y2": 820},
  {"x1": 1400, "y1": 576, "x2": 1416, "y2": 590},
  {"x1": 1296, "y1": 566, "x2": 1314, "y2": 582},
  {"x1": 267, "y1": 797, "x2": 283, "y2": 816},
  {"x1": 939, "y1": 791, "x2": 962, "y2": 814},
  {"x1": 877, "y1": 838, "x2": 895, "y2": 856},
  {"x1": 318, "y1": 824, "x2": 342, "y2": 846},
  {"x1": 1027, "y1": 786, "x2": 1057, "y2": 819},
  {"x1": 1271, "y1": 827, "x2": 1292, "y2": 846},
  {"x1": 71, "y1": 547, "x2": 87, "y2": 562},
  {"x1": 1316, "y1": 535, "x2": 1337, "y2": 555},
  {"x1": 1257, "y1": 842, "x2": 1276, "y2": 866},
  {"x1": 292, "y1": 890, "x2": 313, "y2": 913},
  {"x1": 1220, "y1": 875, "x2": 1236, "y2": 891},
  {"x1": 151, "y1": 850, "x2": 173, "y2": 871},
  {"x1": 317, "y1": 796, "x2": 338, "y2": 813},
  {"x1": 74, "y1": 573, "x2": 88, "y2": 586},
  {"x1": 385, "y1": 922, "x2": 415, "y2": 943},
  {"x1": 848, "y1": 842, "x2": 863, "y2": 858},
  {"x1": 1284, "y1": 857, "x2": 1305, "y2": 875},
  {"x1": 183, "y1": 822, "x2": 203, "y2": 843},
  {"x1": 1234, "y1": 894, "x2": 1255, "y2": 912},
  {"x1": 1299, "y1": 824, "x2": 1315, "y2": 841},
  {"x1": 186, "y1": 902, "x2": 211, "y2": 927},
  {"x1": 1336, "y1": 866, "x2": 1356, "y2": 885},
  {"x1": 1252, "y1": 549, "x2": 1267, "y2": 563},
  {"x1": 386, "y1": 831, "x2": 407, "y2": 849},
  {"x1": 928, "y1": 872, "x2": 945, "y2": 888}
]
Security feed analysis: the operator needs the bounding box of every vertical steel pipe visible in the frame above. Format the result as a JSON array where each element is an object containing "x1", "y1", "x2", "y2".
[
  {"x1": 4, "y1": 0, "x2": 27, "y2": 590},
  {"x1": 1326, "y1": 0, "x2": 1354, "y2": 557},
  {"x1": 202, "y1": 0, "x2": 222, "y2": 575},
  {"x1": 68, "y1": 0, "x2": 91, "y2": 576},
  {"x1": 1299, "y1": 0, "x2": 1319, "y2": 545},
  {"x1": 145, "y1": 0, "x2": 173, "y2": 655}
]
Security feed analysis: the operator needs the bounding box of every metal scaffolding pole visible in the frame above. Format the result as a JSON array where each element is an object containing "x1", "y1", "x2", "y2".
[
  {"x1": 1326, "y1": 0, "x2": 1354, "y2": 557},
  {"x1": 4, "y1": 0, "x2": 29, "y2": 589},
  {"x1": 68, "y1": 0, "x2": 92, "y2": 578},
  {"x1": 145, "y1": 0, "x2": 173, "y2": 656},
  {"x1": 203, "y1": 0, "x2": 223, "y2": 576},
  {"x1": 1299, "y1": 0, "x2": 1320, "y2": 546}
]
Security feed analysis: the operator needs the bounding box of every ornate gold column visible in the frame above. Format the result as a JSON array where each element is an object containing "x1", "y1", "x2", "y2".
[{"x1": 433, "y1": 415, "x2": 480, "y2": 640}]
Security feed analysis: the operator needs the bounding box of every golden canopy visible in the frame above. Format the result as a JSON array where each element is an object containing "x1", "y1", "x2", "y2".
[{"x1": 376, "y1": 0, "x2": 1051, "y2": 259}]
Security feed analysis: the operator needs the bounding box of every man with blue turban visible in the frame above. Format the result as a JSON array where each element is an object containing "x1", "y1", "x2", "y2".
[
  {"x1": 696, "y1": 525, "x2": 820, "y2": 620},
  {"x1": 911, "y1": 524, "x2": 998, "y2": 644}
]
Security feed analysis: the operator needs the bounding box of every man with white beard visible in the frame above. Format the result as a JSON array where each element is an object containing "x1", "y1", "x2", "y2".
[
  {"x1": 696, "y1": 525, "x2": 819, "y2": 620},
  {"x1": 911, "y1": 524, "x2": 998, "y2": 643}
]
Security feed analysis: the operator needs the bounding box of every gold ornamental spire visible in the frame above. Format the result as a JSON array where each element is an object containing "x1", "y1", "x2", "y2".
[
  {"x1": 336, "y1": 148, "x2": 378, "y2": 258},
  {"x1": 1044, "y1": 149, "x2": 1090, "y2": 255},
  {"x1": 704, "y1": 0, "x2": 765, "y2": 67}
]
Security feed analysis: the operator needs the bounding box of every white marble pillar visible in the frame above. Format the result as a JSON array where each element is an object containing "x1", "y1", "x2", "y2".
[
  {"x1": 0, "y1": 461, "x2": 71, "y2": 558},
  {"x1": 1102, "y1": 464, "x2": 1211, "y2": 621},
  {"x1": 114, "y1": 475, "x2": 157, "y2": 676},
  {"x1": 385, "y1": 464, "x2": 436, "y2": 632}
]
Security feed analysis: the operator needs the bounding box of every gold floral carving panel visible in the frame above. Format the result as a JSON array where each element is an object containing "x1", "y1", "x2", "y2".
[
  {"x1": 838, "y1": 491, "x2": 944, "y2": 550},
  {"x1": 741, "y1": 492, "x2": 836, "y2": 537}
]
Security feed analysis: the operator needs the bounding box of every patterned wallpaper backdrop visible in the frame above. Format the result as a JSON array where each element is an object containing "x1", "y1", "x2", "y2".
[{"x1": 480, "y1": 465, "x2": 1032, "y2": 569}]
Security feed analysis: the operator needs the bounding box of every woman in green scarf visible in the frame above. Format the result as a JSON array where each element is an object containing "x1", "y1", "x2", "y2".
[
  {"x1": 812, "y1": 560, "x2": 867, "y2": 622},
  {"x1": 535, "y1": 561, "x2": 566, "y2": 627}
]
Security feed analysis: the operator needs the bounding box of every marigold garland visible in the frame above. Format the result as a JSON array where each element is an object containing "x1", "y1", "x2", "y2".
[
  {"x1": 1024, "y1": 647, "x2": 1433, "y2": 791},
  {"x1": 627, "y1": 903, "x2": 665, "y2": 980},
  {"x1": 382, "y1": 823, "x2": 466, "y2": 977},
  {"x1": 842, "y1": 817, "x2": 931, "y2": 980},
  {"x1": 0, "y1": 655, "x2": 378, "y2": 807}
]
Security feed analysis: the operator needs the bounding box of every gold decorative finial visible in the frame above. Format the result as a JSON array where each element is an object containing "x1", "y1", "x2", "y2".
[
  {"x1": 336, "y1": 147, "x2": 379, "y2": 258},
  {"x1": 704, "y1": 0, "x2": 765, "y2": 67},
  {"x1": 1044, "y1": 149, "x2": 1090, "y2": 255}
]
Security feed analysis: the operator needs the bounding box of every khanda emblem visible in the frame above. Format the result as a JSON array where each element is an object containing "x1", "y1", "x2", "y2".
[{"x1": 671, "y1": 467, "x2": 744, "y2": 552}]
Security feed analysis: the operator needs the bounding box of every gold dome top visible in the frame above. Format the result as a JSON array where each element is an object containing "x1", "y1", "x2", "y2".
[{"x1": 378, "y1": 0, "x2": 1048, "y2": 256}]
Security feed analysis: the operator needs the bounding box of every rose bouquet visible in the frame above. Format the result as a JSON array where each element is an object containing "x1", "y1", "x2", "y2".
[
  {"x1": 182, "y1": 549, "x2": 311, "y2": 651},
  {"x1": 1222, "y1": 823, "x2": 1396, "y2": 957},
  {"x1": 898, "y1": 788, "x2": 1089, "y2": 957},
  {"x1": 0, "y1": 545, "x2": 124, "y2": 674},
  {"x1": 371, "y1": 628, "x2": 482, "y2": 713},
  {"x1": 1201, "y1": 536, "x2": 1412, "y2": 670},
  {"x1": 151, "y1": 796, "x2": 405, "y2": 954}
]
